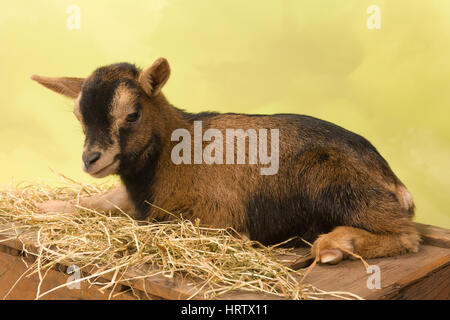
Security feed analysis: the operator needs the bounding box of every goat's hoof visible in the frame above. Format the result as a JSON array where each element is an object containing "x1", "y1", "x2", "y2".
[
  {"x1": 311, "y1": 229, "x2": 354, "y2": 265},
  {"x1": 318, "y1": 248, "x2": 343, "y2": 264}
]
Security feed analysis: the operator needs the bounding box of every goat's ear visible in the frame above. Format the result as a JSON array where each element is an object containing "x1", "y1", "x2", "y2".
[
  {"x1": 30, "y1": 75, "x2": 84, "y2": 99},
  {"x1": 138, "y1": 58, "x2": 170, "y2": 97}
]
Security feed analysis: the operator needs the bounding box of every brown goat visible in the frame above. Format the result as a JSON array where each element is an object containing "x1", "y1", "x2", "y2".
[{"x1": 31, "y1": 57, "x2": 420, "y2": 264}]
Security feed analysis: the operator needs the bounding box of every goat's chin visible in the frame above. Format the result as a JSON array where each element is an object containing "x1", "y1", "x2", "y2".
[
  {"x1": 86, "y1": 160, "x2": 120, "y2": 178},
  {"x1": 90, "y1": 169, "x2": 116, "y2": 178}
]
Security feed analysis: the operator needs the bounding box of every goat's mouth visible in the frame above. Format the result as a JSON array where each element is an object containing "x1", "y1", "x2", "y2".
[{"x1": 90, "y1": 159, "x2": 119, "y2": 178}]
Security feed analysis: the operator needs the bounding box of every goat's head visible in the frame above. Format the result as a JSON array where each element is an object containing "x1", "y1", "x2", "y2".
[{"x1": 31, "y1": 58, "x2": 170, "y2": 178}]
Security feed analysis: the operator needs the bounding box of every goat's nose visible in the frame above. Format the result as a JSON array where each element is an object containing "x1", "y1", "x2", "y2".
[{"x1": 82, "y1": 152, "x2": 101, "y2": 170}]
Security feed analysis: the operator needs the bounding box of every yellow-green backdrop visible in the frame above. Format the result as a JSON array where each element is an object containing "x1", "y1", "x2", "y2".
[{"x1": 1, "y1": 1, "x2": 449, "y2": 228}]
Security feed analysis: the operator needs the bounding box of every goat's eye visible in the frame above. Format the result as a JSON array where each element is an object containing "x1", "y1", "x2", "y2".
[{"x1": 125, "y1": 111, "x2": 140, "y2": 123}]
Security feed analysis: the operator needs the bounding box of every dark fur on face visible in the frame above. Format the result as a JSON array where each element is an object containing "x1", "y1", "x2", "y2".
[
  {"x1": 75, "y1": 63, "x2": 152, "y2": 177},
  {"x1": 31, "y1": 58, "x2": 420, "y2": 262}
]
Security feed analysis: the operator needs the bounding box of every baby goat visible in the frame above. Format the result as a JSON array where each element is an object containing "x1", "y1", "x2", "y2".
[{"x1": 32, "y1": 57, "x2": 420, "y2": 264}]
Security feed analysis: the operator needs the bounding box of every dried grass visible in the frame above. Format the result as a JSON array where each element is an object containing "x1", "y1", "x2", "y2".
[{"x1": 0, "y1": 175, "x2": 362, "y2": 300}]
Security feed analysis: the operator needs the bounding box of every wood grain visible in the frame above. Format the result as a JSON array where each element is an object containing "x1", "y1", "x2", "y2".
[
  {"x1": 416, "y1": 223, "x2": 450, "y2": 248},
  {"x1": 0, "y1": 251, "x2": 137, "y2": 300},
  {"x1": 302, "y1": 245, "x2": 450, "y2": 300}
]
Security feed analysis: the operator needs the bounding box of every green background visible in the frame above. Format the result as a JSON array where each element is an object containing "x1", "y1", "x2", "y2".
[{"x1": 1, "y1": 1, "x2": 449, "y2": 228}]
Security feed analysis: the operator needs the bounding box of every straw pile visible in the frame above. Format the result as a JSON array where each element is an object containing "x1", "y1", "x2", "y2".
[{"x1": 0, "y1": 175, "x2": 362, "y2": 300}]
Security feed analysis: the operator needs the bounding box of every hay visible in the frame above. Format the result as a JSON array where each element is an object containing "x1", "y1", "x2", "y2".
[{"x1": 0, "y1": 175, "x2": 363, "y2": 300}]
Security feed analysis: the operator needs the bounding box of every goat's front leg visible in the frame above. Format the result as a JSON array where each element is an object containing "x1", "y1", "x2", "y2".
[{"x1": 37, "y1": 185, "x2": 134, "y2": 215}]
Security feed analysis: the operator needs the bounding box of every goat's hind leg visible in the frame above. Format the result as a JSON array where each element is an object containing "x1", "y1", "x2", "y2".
[{"x1": 311, "y1": 220, "x2": 420, "y2": 265}]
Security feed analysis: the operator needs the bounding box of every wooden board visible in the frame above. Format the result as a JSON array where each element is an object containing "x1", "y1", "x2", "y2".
[
  {"x1": 0, "y1": 222, "x2": 282, "y2": 300},
  {"x1": 0, "y1": 222, "x2": 449, "y2": 300},
  {"x1": 0, "y1": 251, "x2": 138, "y2": 300},
  {"x1": 303, "y1": 245, "x2": 449, "y2": 300}
]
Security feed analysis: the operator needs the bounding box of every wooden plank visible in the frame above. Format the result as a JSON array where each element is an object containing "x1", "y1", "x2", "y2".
[
  {"x1": 1, "y1": 221, "x2": 449, "y2": 300},
  {"x1": 0, "y1": 224, "x2": 282, "y2": 300},
  {"x1": 302, "y1": 244, "x2": 450, "y2": 300},
  {"x1": 372, "y1": 255, "x2": 450, "y2": 300},
  {"x1": 0, "y1": 251, "x2": 137, "y2": 300},
  {"x1": 0, "y1": 232, "x2": 198, "y2": 300},
  {"x1": 276, "y1": 247, "x2": 313, "y2": 270},
  {"x1": 121, "y1": 267, "x2": 285, "y2": 300},
  {"x1": 415, "y1": 223, "x2": 450, "y2": 248}
]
